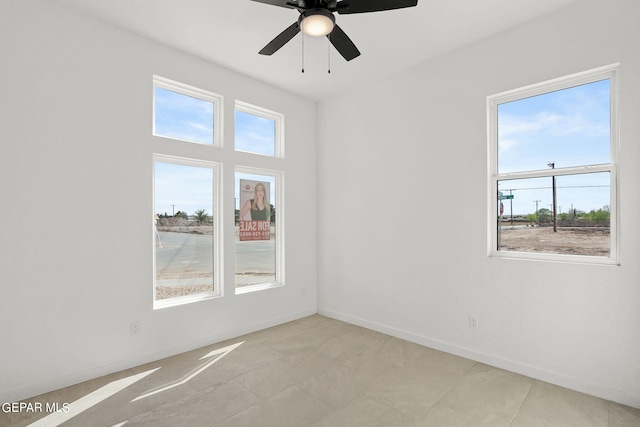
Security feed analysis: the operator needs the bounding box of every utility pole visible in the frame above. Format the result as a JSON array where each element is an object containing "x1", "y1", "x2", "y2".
[
  {"x1": 172, "y1": 204, "x2": 176, "y2": 217},
  {"x1": 547, "y1": 162, "x2": 557, "y2": 232}
]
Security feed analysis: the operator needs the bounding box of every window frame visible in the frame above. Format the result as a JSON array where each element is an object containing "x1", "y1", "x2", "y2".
[
  {"x1": 235, "y1": 100, "x2": 285, "y2": 158},
  {"x1": 151, "y1": 76, "x2": 287, "y2": 304},
  {"x1": 487, "y1": 64, "x2": 620, "y2": 265},
  {"x1": 153, "y1": 75, "x2": 223, "y2": 147},
  {"x1": 152, "y1": 154, "x2": 224, "y2": 309},
  {"x1": 234, "y1": 166, "x2": 285, "y2": 294}
]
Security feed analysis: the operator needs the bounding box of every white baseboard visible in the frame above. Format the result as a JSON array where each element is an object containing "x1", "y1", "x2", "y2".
[
  {"x1": 3, "y1": 308, "x2": 316, "y2": 404},
  {"x1": 318, "y1": 308, "x2": 640, "y2": 410}
]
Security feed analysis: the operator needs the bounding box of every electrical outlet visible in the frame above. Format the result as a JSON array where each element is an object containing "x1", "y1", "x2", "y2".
[
  {"x1": 468, "y1": 316, "x2": 479, "y2": 329},
  {"x1": 130, "y1": 321, "x2": 141, "y2": 336}
]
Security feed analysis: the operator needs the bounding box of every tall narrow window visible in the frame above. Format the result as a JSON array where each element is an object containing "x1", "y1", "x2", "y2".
[
  {"x1": 488, "y1": 65, "x2": 618, "y2": 264},
  {"x1": 152, "y1": 76, "x2": 223, "y2": 308},
  {"x1": 233, "y1": 100, "x2": 284, "y2": 293},
  {"x1": 235, "y1": 169, "x2": 283, "y2": 291},
  {"x1": 153, "y1": 157, "x2": 221, "y2": 307}
]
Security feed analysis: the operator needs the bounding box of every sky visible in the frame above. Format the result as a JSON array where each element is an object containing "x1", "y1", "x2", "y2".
[
  {"x1": 235, "y1": 110, "x2": 276, "y2": 156},
  {"x1": 153, "y1": 80, "x2": 612, "y2": 218},
  {"x1": 154, "y1": 87, "x2": 214, "y2": 144},
  {"x1": 154, "y1": 164, "x2": 277, "y2": 217},
  {"x1": 155, "y1": 162, "x2": 213, "y2": 217},
  {"x1": 154, "y1": 87, "x2": 276, "y2": 155},
  {"x1": 154, "y1": 88, "x2": 277, "y2": 217},
  {"x1": 497, "y1": 78, "x2": 612, "y2": 216}
]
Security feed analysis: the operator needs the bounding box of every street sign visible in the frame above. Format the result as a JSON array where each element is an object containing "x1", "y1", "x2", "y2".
[{"x1": 498, "y1": 194, "x2": 514, "y2": 200}]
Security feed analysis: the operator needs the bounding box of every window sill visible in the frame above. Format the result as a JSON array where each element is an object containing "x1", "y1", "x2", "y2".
[
  {"x1": 490, "y1": 250, "x2": 620, "y2": 266},
  {"x1": 153, "y1": 292, "x2": 221, "y2": 310},
  {"x1": 235, "y1": 282, "x2": 283, "y2": 295}
]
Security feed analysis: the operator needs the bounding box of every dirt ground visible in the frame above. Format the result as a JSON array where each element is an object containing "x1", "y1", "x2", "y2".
[
  {"x1": 499, "y1": 226, "x2": 610, "y2": 256},
  {"x1": 154, "y1": 222, "x2": 610, "y2": 299},
  {"x1": 156, "y1": 284, "x2": 213, "y2": 300},
  {"x1": 156, "y1": 225, "x2": 213, "y2": 235},
  {"x1": 156, "y1": 217, "x2": 212, "y2": 235}
]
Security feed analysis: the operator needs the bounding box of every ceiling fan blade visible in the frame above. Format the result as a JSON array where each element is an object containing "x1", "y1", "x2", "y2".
[
  {"x1": 250, "y1": 0, "x2": 297, "y2": 9},
  {"x1": 327, "y1": 24, "x2": 360, "y2": 61},
  {"x1": 259, "y1": 22, "x2": 301, "y2": 55},
  {"x1": 335, "y1": 0, "x2": 417, "y2": 14}
]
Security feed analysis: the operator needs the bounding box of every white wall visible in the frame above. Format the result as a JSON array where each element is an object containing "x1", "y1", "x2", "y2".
[
  {"x1": 0, "y1": 0, "x2": 317, "y2": 402},
  {"x1": 2, "y1": 0, "x2": 639, "y2": 410},
  {"x1": 317, "y1": 0, "x2": 640, "y2": 408}
]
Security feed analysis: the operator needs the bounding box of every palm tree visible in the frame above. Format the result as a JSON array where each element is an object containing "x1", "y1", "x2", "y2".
[{"x1": 194, "y1": 209, "x2": 210, "y2": 225}]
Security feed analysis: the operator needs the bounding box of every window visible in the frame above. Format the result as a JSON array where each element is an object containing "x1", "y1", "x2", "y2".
[
  {"x1": 235, "y1": 101, "x2": 284, "y2": 157},
  {"x1": 152, "y1": 78, "x2": 286, "y2": 304},
  {"x1": 235, "y1": 169, "x2": 283, "y2": 291},
  {"x1": 153, "y1": 156, "x2": 222, "y2": 307},
  {"x1": 152, "y1": 76, "x2": 224, "y2": 309},
  {"x1": 233, "y1": 100, "x2": 285, "y2": 293},
  {"x1": 488, "y1": 65, "x2": 618, "y2": 264},
  {"x1": 153, "y1": 76, "x2": 222, "y2": 146}
]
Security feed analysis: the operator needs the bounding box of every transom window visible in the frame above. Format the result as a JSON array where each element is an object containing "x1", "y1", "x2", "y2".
[
  {"x1": 488, "y1": 65, "x2": 619, "y2": 264},
  {"x1": 153, "y1": 76, "x2": 222, "y2": 146},
  {"x1": 235, "y1": 100, "x2": 284, "y2": 157}
]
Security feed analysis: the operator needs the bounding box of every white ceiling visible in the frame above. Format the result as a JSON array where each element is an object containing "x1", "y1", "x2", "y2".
[{"x1": 49, "y1": 0, "x2": 583, "y2": 101}]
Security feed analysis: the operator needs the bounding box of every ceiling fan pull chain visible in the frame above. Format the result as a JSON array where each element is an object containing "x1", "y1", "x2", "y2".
[
  {"x1": 301, "y1": 33, "x2": 305, "y2": 73},
  {"x1": 328, "y1": 34, "x2": 331, "y2": 74}
]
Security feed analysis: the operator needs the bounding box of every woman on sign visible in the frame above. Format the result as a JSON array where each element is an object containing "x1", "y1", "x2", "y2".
[{"x1": 239, "y1": 182, "x2": 270, "y2": 221}]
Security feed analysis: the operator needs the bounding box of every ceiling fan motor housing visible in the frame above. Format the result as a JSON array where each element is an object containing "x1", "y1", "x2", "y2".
[{"x1": 298, "y1": 8, "x2": 336, "y2": 36}]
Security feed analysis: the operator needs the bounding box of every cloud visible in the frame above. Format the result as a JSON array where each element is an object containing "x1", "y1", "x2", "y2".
[
  {"x1": 498, "y1": 110, "x2": 608, "y2": 153},
  {"x1": 498, "y1": 79, "x2": 610, "y2": 156},
  {"x1": 154, "y1": 87, "x2": 215, "y2": 144},
  {"x1": 235, "y1": 112, "x2": 275, "y2": 155}
]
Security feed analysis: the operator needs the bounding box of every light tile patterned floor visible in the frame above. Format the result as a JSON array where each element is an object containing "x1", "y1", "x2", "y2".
[{"x1": 3, "y1": 315, "x2": 639, "y2": 426}]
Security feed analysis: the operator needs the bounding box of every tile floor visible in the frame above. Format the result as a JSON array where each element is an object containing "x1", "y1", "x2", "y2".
[{"x1": 3, "y1": 315, "x2": 639, "y2": 426}]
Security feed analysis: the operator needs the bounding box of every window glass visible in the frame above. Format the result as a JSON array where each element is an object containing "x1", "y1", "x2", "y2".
[
  {"x1": 497, "y1": 172, "x2": 610, "y2": 256},
  {"x1": 235, "y1": 110, "x2": 275, "y2": 156},
  {"x1": 154, "y1": 86, "x2": 215, "y2": 145},
  {"x1": 498, "y1": 79, "x2": 610, "y2": 174},
  {"x1": 155, "y1": 161, "x2": 215, "y2": 302},
  {"x1": 235, "y1": 171, "x2": 277, "y2": 288},
  {"x1": 235, "y1": 101, "x2": 283, "y2": 157}
]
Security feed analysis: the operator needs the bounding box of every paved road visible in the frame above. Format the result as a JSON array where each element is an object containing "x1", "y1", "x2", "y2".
[{"x1": 156, "y1": 231, "x2": 275, "y2": 281}]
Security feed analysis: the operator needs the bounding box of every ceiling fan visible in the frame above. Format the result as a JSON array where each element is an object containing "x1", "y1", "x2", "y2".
[{"x1": 252, "y1": 0, "x2": 419, "y2": 62}]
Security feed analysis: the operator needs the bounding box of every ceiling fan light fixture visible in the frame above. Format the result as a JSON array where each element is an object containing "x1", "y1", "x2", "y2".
[{"x1": 299, "y1": 9, "x2": 335, "y2": 37}]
